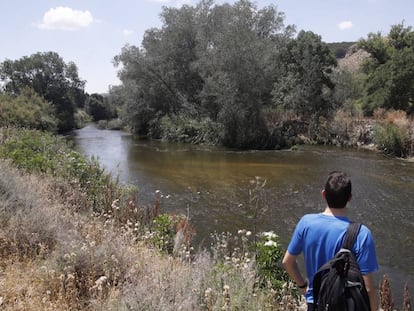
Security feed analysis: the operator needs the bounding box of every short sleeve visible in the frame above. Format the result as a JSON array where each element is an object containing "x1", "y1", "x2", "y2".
[
  {"x1": 355, "y1": 226, "x2": 379, "y2": 274},
  {"x1": 287, "y1": 217, "x2": 305, "y2": 256}
]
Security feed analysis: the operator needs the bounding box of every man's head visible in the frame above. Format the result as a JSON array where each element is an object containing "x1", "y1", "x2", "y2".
[{"x1": 322, "y1": 171, "x2": 352, "y2": 209}]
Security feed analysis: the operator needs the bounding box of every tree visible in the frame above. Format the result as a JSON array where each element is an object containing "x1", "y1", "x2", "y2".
[
  {"x1": 85, "y1": 93, "x2": 115, "y2": 121},
  {"x1": 359, "y1": 23, "x2": 414, "y2": 115},
  {"x1": 115, "y1": 0, "x2": 294, "y2": 148},
  {"x1": 271, "y1": 31, "x2": 337, "y2": 119},
  {"x1": 0, "y1": 52, "x2": 86, "y2": 131},
  {"x1": 194, "y1": 0, "x2": 294, "y2": 148}
]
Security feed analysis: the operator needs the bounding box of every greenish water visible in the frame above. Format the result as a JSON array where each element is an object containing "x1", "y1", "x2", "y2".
[{"x1": 73, "y1": 124, "x2": 414, "y2": 300}]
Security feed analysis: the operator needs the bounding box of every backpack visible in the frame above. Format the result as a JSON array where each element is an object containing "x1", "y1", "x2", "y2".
[{"x1": 312, "y1": 222, "x2": 370, "y2": 311}]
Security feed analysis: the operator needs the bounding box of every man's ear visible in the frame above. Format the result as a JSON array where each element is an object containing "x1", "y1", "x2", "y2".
[{"x1": 321, "y1": 189, "x2": 326, "y2": 199}]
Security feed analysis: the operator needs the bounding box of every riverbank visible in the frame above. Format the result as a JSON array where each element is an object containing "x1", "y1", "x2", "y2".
[
  {"x1": 0, "y1": 127, "x2": 411, "y2": 310},
  {"x1": 0, "y1": 127, "x2": 303, "y2": 310},
  {"x1": 100, "y1": 108, "x2": 414, "y2": 159},
  {"x1": 291, "y1": 110, "x2": 414, "y2": 159}
]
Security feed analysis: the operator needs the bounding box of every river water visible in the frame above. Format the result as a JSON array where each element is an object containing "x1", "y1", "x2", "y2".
[{"x1": 73, "y1": 124, "x2": 414, "y2": 302}]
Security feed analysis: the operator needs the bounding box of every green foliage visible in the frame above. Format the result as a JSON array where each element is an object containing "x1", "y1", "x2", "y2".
[
  {"x1": 96, "y1": 118, "x2": 125, "y2": 130},
  {"x1": 74, "y1": 108, "x2": 92, "y2": 129},
  {"x1": 114, "y1": 0, "x2": 294, "y2": 149},
  {"x1": 151, "y1": 214, "x2": 184, "y2": 254},
  {"x1": 359, "y1": 23, "x2": 414, "y2": 115},
  {"x1": 0, "y1": 52, "x2": 86, "y2": 131},
  {"x1": 326, "y1": 41, "x2": 356, "y2": 58},
  {"x1": 272, "y1": 30, "x2": 337, "y2": 119},
  {"x1": 207, "y1": 229, "x2": 300, "y2": 308},
  {"x1": 0, "y1": 88, "x2": 58, "y2": 131},
  {"x1": 0, "y1": 128, "x2": 115, "y2": 210},
  {"x1": 331, "y1": 70, "x2": 365, "y2": 115},
  {"x1": 85, "y1": 93, "x2": 116, "y2": 121},
  {"x1": 158, "y1": 115, "x2": 222, "y2": 145},
  {"x1": 255, "y1": 231, "x2": 290, "y2": 290},
  {"x1": 373, "y1": 119, "x2": 410, "y2": 157}
]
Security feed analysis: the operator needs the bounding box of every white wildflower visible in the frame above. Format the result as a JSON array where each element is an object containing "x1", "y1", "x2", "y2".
[
  {"x1": 264, "y1": 240, "x2": 276, "y2": 247},
  {"x1": 263, "y1": 231, "x2": 277, "y2": 239},
  {"x1": 205, "y1": 287, "x2": 212, "y2": 297}
]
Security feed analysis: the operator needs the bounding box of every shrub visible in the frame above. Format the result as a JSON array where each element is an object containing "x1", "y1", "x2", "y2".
[
  {"x1": 96, "y1": 118, "x2": 125, "y2": 130},
  {"x1": 373, "y1": 109, "x2": 411, "y2": 157},
  {"x1": 0, "y1": 88, "x2": 58, "y2": 131},
  {"x1": 0, "y1": 128, "x2": 121, "y2": 213},
  {"x1": 255, "y1": 231, "x2": 291, "y2": 291},
  {"x1": 148, "y1": 213, "x2": 195, "y2": 255},
  {"x1": 107, "y1": 118, "x2": 124, "y2": 130},
  {"x1": 158, "y1": 115, "x2": 222, "y2": 145},
  {"x1": 74, "y1": 109, "x2": 92, "y2": 129}
]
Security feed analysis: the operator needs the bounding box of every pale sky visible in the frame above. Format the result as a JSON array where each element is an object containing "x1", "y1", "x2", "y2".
[{"x1": 1, "y1": 0, "x2": 413, "y2": 94}]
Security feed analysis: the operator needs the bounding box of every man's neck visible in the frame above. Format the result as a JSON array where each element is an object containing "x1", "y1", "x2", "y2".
[{"x1": 323, "y1": 206, "x2": 348, "y2": 217}]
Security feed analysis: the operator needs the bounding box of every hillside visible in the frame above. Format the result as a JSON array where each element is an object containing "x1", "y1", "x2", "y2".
[{"x1": 337, "y1": 44, "x2": 371, "y2": 72}]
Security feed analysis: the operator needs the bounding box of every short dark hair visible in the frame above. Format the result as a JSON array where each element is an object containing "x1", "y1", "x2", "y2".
[{"x1": 324, "y1": 171, "x2": 352, "y2": 209}]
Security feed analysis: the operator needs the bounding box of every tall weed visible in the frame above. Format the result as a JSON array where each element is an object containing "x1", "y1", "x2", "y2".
[{"x1": 373, "y1": 109, "x2": 411, "y2": 157}]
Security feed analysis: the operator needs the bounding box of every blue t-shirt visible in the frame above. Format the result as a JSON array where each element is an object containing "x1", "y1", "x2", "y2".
[{"x1": 287, "y1": 213, "x2": 378, "y2": 303}]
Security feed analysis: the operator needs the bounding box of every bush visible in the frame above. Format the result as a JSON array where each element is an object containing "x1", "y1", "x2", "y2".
[
  {"x1": 0, "y1": 128, "x2": 119, "y2": 212},
  {"x1": 0, "y1": 88, "x2": 58, "y2": 131},
  {"x1": 256, "y1": 231, "x2": 291, "y2": 291},
  {"x1": 158, "y1": 115, "x2": 222, "y2": 145},
  {"x1": 96, "y1": 118, "x2": 125, "y2": 130},
  {"x1": 74, "y1": 109, "x2": 92, "y2": 129},
  {"x1": 373, "y1": 109, "x2": 411, "y2": 157}
]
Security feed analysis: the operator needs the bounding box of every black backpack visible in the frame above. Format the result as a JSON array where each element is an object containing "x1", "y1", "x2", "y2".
[{"x1": 312, "y1": 222, "x2": 370, "y2": 311}]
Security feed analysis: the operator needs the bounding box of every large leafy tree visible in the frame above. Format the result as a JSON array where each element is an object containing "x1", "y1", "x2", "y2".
[
  {"x1": 271, "y1": 31, "x2": 337, "y2": 119},
  {"x1": 114, "y1": 4, "x2": 202, "y2": 135},
  {"x1": 114, "y1": 0, "x2": 293, "y2": 148},
  {"x1": 194, "y1": 0, "x2": 293, "y2": 148},
  {"x1": 0, "y1": 51, "x2": 86, "y2": 131},
  {"x1": 359, "y1": 23, "x2": 414, "y2": 115}
]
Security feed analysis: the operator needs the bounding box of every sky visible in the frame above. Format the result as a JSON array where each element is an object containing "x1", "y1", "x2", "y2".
[{"x1": 1, "y1": 0, "x2": 413, "y2": 94}]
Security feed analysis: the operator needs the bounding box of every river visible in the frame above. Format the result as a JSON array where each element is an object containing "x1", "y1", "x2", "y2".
[{"x1": 72, "y1": 124, "x2": 414, "y2": 302}]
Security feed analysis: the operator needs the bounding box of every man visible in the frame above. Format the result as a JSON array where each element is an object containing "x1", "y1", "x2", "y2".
[{"x1": 282, "y1": 171, "x2": 378, "y2": 311}]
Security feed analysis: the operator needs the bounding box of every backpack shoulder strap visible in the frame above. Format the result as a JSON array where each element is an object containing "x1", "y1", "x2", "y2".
[{"x1": 342, "y1": 222, "x2": 361, "y2": 250}]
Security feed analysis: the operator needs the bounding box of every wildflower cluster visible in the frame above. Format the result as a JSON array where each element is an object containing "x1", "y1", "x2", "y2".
[
  {"x1": 210, "y1": 229, "x2": 254, "y2": 271},
  {"x1": 256, "y1": 231, "x2": 289, "y2": 290}
]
